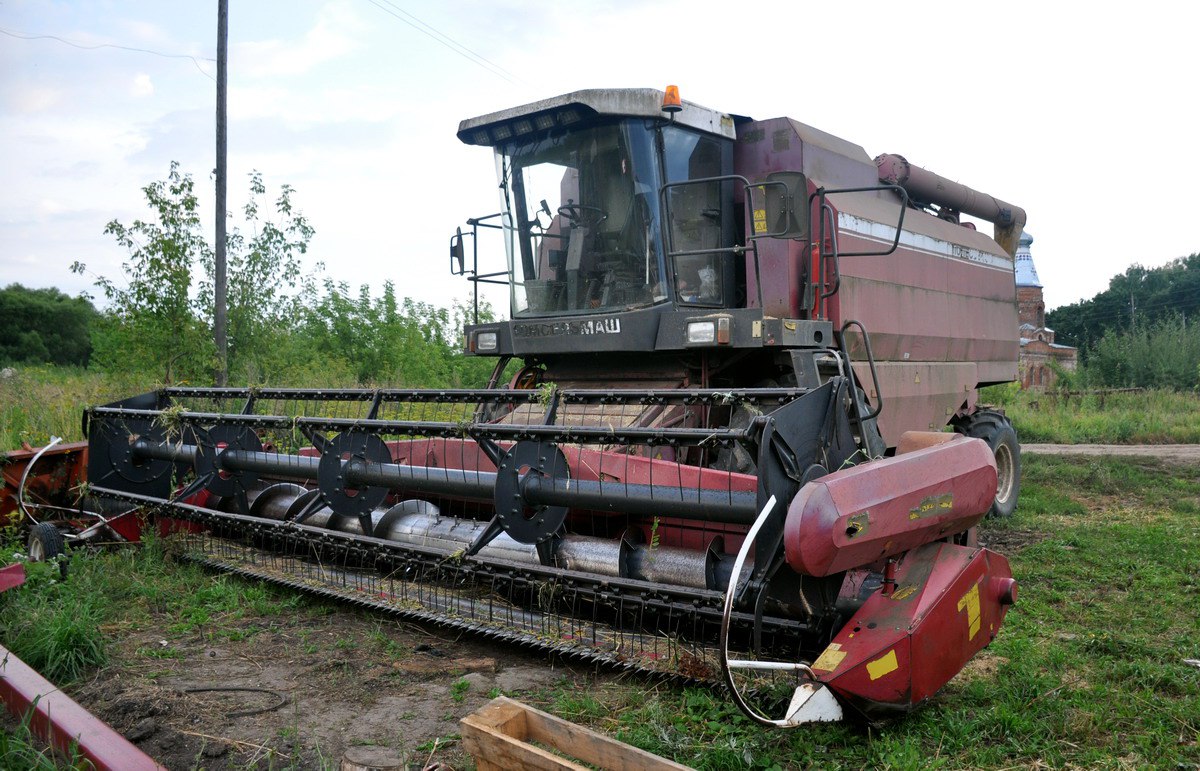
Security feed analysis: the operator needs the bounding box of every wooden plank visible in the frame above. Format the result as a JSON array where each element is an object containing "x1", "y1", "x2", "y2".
[
  {"x1": 523, "y1": 707, "x2": 690, "y2": 771},
  {"x1": 471, "y1": 698, "x2": 528, "y2": 737},
  {"x1": 462, "y1": 713, "x2": 587, "y2": 770},
  {"x1": 461, "y1": 697, "x2": 691, "y2": 771}
]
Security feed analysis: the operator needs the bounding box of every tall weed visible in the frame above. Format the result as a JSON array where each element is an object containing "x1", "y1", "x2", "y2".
[
  {"x1": 0, "y1": 546, "x2": 107, "y2": 683},
  {"x1": 0, "y1": 366, "x2": 153, "y2": 447},
  {"x1": 1086, "y1": 315, "x2": 1200, "y2": 390},
  {"x1": 981, "y1": 385, "x2": 1200, "y2": 443}
]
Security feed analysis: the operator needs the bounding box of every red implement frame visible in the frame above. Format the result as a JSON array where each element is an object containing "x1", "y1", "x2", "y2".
[
  {"x1": 1, "y1": 440, "x2": 89, "y2": 525},
  {"x1": 0, "y1": 563, "x2": 166, "y2": 770}
]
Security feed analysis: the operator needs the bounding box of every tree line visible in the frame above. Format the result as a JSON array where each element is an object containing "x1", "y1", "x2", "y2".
[
  {"x1": 1047, "y1": 254, "x2": 1200, "y2": 349},
  {"x1": 1, "y1": 163, "x2": 497, "y2": 389},
  {"x1": 0, "y1": 284, "x2": 98, "y2": 367},
  {"x1": 1047, "y1": 254, "x2": 1200, "y2": 390}
]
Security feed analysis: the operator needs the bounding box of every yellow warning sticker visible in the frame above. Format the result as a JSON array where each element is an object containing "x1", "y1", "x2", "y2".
[
  {"x1": 866, "y1": 649, "x2": 899, "y2": 681},
  {"x1": 811, "y1": 643, "x2": 846, "y2": 673},
  {"x1": 908, "y1": 492, "x2": 954, "y2": 520},
  {"x1": 957, "y1": 581, "x2": 982, "y2": 641}
]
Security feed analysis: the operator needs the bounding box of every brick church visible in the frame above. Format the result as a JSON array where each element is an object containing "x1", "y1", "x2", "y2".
[{"x1": 1015, "y1": 231, "x2": 1077, "y2": 389}]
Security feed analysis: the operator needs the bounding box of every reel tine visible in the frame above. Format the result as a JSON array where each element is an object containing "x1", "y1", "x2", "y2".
[
  {"x1": 171, "y1": 472, "x2": 213, "y2": 503},
  {"x1": 234, "y1": 487, "x2": 251, "y2": 517},
  {"x1": 289, "y1": 491, "x2": 326, "y2": 525},
  {"x1": 465, "y1": 515, "x2": 504, "y2": 557}
]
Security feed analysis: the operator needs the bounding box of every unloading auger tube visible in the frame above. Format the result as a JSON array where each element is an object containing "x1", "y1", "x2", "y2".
[{"x1": 84, "y1": 382, "x2": 1016, "y2": 724}]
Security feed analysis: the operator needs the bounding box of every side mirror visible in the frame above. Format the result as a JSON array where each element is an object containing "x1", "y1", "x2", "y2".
[
  {"x1": 762, "y1": 171, "x2": 809, "y2": 239},
  {"x1": 450, "y1": 227, "x2": 465, "y2": 275}
]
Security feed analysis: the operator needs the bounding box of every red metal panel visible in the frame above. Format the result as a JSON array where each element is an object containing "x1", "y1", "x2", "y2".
[
  {"x1": 105, "y1": 510, "x2": 147, "y2": 541},
  {"x1": 1, "y1": 441, "x2": 89, "y2": 525},
  {"x1": 833, "y1": 230, "x2": 1017, "y2": 365},
  {"x1": 807, "y1": 542, "x2": 1015, "y2": 718},
  {"x1": 783, "y1": 438, "x2": 996, "y2": 576},
  {"x1": 854, "y1": 361, "x2": 981, "y2": 443},
  {"x1": 0, "y1": 563, "x2": 26, "y2": 593},
  {"x1": 0, "y1": 642, "x2": 165, "y2": 770}
]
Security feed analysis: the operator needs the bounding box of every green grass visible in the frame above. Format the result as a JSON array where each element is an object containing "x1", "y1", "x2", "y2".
[
  {"x1": 0, "y1": 553, "x2": 106, "y2": 683},
  {"x1": 0, "y1": 709, "x2": 88, "y2": 771},
  {"x1": 0, "y1": 530, "x2": 311, "y2": 686},
  {"x1": 982, "y1": 383, "x2": 1200, "y2": 443},
  {"x1": 0, "y1": 365, "x2": 153, "y2": 448}
]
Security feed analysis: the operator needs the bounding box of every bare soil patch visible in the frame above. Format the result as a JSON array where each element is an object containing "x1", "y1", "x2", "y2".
[
  {"x1": 68, "y1": 610, "x2": 604, "y2": 769},
  {"x1": 978, "y1": 528, "x2": 1048, "y2": 555}
]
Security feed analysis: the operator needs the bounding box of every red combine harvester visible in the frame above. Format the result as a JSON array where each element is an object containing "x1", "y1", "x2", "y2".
[{"x1": 47, "y1": 88, "x2": 1023, "y2": 726}]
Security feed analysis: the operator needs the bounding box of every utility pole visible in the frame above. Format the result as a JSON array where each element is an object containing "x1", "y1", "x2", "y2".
[{"x1": 214, "y1": 0, "x2": 229, "y2": 386}]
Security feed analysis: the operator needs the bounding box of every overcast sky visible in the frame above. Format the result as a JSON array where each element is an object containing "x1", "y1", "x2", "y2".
[{"x1": 2, "y1": 0, "x2": 1197, "y2": 314}]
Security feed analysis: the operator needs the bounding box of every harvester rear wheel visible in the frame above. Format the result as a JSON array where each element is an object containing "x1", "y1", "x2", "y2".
[{"x1": 954, "y1": 409, "x2": 1020, "y2": 517}]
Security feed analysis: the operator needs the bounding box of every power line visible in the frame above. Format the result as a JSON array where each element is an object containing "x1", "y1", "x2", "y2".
[
  {"x1": 373, "y1": 0, "x2": 520, "y2": 81},
  {"x1": 1051, "y1": 286, "x2": 1200, "y2": 322},
  {"x1": 363, "y1": 0, "x2": 525, "y2": 86},
  {"x1": 0, "y1": 26, "x2": 216, "y2": 81}
]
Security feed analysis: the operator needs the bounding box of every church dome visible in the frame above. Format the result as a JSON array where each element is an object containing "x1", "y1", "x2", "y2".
[{"x1": 1014, "y1": 230, "x2": 1042, "y2": 287}]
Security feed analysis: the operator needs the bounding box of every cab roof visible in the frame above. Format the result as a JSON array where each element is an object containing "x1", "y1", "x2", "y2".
[{"x1": 457, "y1": 88, "x2": 737, "y2": 147}]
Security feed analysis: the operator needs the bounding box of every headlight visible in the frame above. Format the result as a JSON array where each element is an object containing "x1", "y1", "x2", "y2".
[
  {"x1": 475, "y1": 331, "x2": 498, "y2": 352},
  {"x1": 686, "y1": 321, "x2": 716, "y2": 344},
  {"x1": 686, "y1": 317, "x2": 731, "y2": 345}
]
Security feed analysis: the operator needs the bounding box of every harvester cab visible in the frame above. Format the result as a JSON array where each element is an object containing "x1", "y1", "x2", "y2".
[{"x1": 82, "y1": 87, "x2": 1025, "y2": 728}]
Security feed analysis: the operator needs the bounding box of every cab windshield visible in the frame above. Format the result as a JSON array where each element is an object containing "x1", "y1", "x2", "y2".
[{"x1": 498, "y1": 121, "x2": 665, "y2": 317}]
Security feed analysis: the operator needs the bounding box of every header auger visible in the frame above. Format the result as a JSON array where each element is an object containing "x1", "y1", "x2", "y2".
[{"x1": 77, "y1": 86, "x2": 1025, "y2": 726}]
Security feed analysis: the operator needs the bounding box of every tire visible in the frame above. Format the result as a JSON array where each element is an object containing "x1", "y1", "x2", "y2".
[
  {"x1": 953, "y1": 409, "x2": 1020, "y2": 518},
  {"x1": 27, "y1": 522, "x2": 69, "y2": 577}
]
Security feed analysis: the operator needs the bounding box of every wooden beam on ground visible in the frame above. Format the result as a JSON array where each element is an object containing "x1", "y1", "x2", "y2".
[{"x1": 461, "y1": 696, "x2": 690, "y2": 771}]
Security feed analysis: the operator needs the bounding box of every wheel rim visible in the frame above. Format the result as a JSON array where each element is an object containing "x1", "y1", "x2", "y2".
[
  {"x1": 29, "y1": 538, "x2": 44, "y2": 562},
  {"x1": 994, "y1": 442, "x2": 1015, "y2": 506}
]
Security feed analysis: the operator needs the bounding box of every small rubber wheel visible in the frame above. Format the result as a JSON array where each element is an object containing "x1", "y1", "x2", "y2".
[
  {"x1": 27, "y1": 522, "x2": 68, "y2": 577},
  {"x1": 954, "y1": 409, "x2": 1020, "y2": 518}
]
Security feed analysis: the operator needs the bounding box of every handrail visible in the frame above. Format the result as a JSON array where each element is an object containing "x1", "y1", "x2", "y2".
[
  {"x1": 810, "y1": 184, "x2": 909, "y2": 259},
  {"x1": 810, "y1": 183, "x2": 911, "y2": 319},
  {"x1": 451, "y1": 211, "x2": 506, "y2": 325},
  {"x1": 837, "y1": 319, "x2": 883, "y2": 421},
  {"x1": 660, "y1": 174, "x2": 796, "y2": 311}
]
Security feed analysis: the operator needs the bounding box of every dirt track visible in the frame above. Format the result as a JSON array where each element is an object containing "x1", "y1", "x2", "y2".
[{"x1": 1023, "y1": 444, "x2": 1200, "y2": 464}]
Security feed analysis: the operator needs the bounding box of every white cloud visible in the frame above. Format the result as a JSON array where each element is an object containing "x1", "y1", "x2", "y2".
[
  {"x1": 228, "y1": 82, "x2": 409, "y2": 127},
  {"x1": 131, "y1": 73, "x2": 155, "y2": 98},
  {"x1": 234, "y1": 1, "x2": 364, "y2": 78},
  {"x1": 118, "y1": 19, "x2": 171, "y2": 45},
  {"x1": 10, "y1": 87, "x2": 61, "y2": 114}
]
